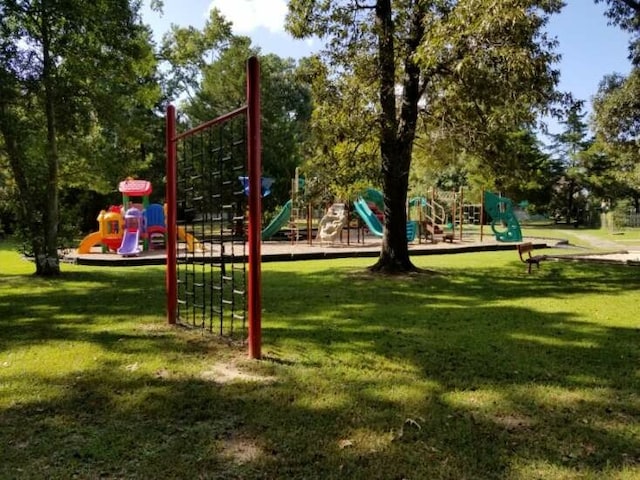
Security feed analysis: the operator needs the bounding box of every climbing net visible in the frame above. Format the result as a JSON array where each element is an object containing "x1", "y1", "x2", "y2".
[
  {"x1": 166, "y1": 58, "x2": 262, "y2": 357},
  {"x1": 175, "y1": 114, "x2": 247, "y2": 336}
]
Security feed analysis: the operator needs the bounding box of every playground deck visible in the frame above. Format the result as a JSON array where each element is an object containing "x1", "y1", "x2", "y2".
[
  {"x1": 65, "y1": 233, "x2": 549, "y2": 267},
  {"x1": 64, "y1": 230, "x2": 640, "y2": 267}
]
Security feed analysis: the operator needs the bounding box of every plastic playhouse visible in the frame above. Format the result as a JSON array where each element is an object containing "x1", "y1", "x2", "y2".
[{"x1": 77, "y1": 179, "x2": 167, "y2": 256}]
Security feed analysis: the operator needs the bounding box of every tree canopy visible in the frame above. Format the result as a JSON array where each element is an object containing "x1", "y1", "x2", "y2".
[
  {"x1": 287, "y1": 0, "x2": 563, "y2": 272},
  {"x1": 4, "y1": 0, "x2": 640, "y2": 276},
  {"x1": 0, "y1": 0, "x2": 160, "y2": 275},
  {"x1": 590, "y1": 0, "x2": 640, "y2": 211},
  {"x1": 161, "y1": 15, "x2": 313, "y2": 211}
]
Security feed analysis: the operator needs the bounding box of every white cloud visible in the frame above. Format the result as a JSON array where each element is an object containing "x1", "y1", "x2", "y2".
[{"x1": 208, "y1": 0, "x2": 288, "y2": 34}]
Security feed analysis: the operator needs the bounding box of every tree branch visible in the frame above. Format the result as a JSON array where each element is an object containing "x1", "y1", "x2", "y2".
[
  {"x1": 618, "y1": 0, "x2": 640, "y2": 14},
  {"x1": 376, "y1": 0, "x2": 397, "y2": 149}
]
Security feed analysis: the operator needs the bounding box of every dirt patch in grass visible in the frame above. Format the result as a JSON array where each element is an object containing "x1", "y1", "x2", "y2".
[
  {"x1": 202, "y1": 362, "x2": 276, "y2": 384},
  {"x1": 491, "y1": 413, "x2": 536, "y2": 432},
  {"x1": 220, "y1": 435, "x2": 266, "y2": 465}
]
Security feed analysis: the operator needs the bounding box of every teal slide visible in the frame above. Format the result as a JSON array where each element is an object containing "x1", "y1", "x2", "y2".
[
  {"x1": 353, "y1": 198, "x2": 384, "y2": 237},
  {"x1": 354, "y1": 197, "x2": 418, "y2": 241},
  {"x1": 261, "y1": 200, "x2": 292, "y2": 240},
  {"x1": 361, "y1": 188, "x2": 384, "y2": 212},
  {"x1": 483, "y1": 191, "x2": 523, "y2": 242}
]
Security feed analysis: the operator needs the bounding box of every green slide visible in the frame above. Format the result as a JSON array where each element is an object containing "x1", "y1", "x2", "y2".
[
  {"x1": 354, "y1": 198, "x2": 383, "y2": 237},
  {"x1": 261, "y1": 200, "x2": 292, "y2": 240},
  {"x1": 361, "y1": 188, "x2": 384, "y2": 212},
  {"x1": 354, "y1": 198, "x2": 418, "y2": 241}
]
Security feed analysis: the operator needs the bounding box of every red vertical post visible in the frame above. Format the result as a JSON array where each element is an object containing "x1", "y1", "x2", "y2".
[
  {"x1": 480, "y1": 189, "x2": 485, "y2": 242},
  {"x1": 166, "y1": 105, "x2": 178, "y2": 325},
  {"x1": 459, "y1": 187, "x2": 464, "y2": 241},
  {"x1": 246, "y1": 57, "x2": 262, "y2": 359}
]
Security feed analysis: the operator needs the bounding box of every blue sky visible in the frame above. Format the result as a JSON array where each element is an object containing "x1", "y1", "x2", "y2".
[{"x1": 142, "y1": 0, "x2": 633, "y2": 132}]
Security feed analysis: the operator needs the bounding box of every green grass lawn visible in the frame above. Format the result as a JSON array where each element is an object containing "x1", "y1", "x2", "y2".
[
  {"x1": 521, "y1": 223, "x2": 640, "y2": 250},
  {"x1": 1, "y1": 240, "x2": 639, "y2": 479}
]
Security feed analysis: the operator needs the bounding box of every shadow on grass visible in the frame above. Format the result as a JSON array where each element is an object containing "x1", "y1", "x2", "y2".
[
  {"x1": 1, "y1": 256, "x2": 639, "y2": 478},
  {"x1": 0, "y1": 268, "x2": 172, "y2": 352}
]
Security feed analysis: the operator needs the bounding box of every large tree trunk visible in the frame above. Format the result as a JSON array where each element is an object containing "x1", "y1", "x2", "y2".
[
  {"x1": 566, "y1": 179, "x2": 575, "y2": 226},
  {"x1": 370, "y1": 146, "x2": 415, "y2": 272},
  {"x1": 39, "y1": 8, "x2": 61, "y2": 276},
  {"x1": 0, "y1": 6, "x2": 62, "y2": 276},
  {"x1": 369, "y1": 0, "x2": 423, "y2": 273}
]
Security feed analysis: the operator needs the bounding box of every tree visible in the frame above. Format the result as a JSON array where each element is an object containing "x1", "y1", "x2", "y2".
[
  {"x1": 161, "y1": 15, "x2": 312, "y2": 212},
  {"x1": 595, "y1": 0, "x2": 640, "y2": 63},
  {"x1": 191, "y1": 49, "x2": 311, "y2": 211},
  {"x1": 591, "y1": 72, "x2": 640, "y2": 209},
  {"x1": 159, "y1": 8, "x2": 234, "y2": 102},
  {"x1": 296, "y1": 56, "x2": 381, "y2": 203},
  {"x1": 0, "y1": 0, "x2": 159, "y2": 275},
  {"x1": 286, "y1": 0, "x2": 562, "y2": 273},
  {"x1": 549, "y1": 102, "x2": 593, "y2": 224},
  {"x1": 591, "y1": 1, "x2": 640, "y2": 209}
]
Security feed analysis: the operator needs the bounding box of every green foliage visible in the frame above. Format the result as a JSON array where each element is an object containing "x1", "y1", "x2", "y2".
[
  {"x1": 287, "y1": 0, "x2": 564, "y2": 271},
  {"x1": 547, "y1": 102, "x2": 595, "y2": 224},
  {"x1": 162, "y1": 17, "x2": 313, "y2": 211},
  {"x1": 0, "y1": 0, "x2": 161, "y2": 274},
  {"x1": 0, "y1": 152, "x2": 16, "y2": 235},
  {"x1": 297, "y1": 56, "x2": 381, "y2": 202},
  {"x1": 591, "y1": 1, "x2": 640, "y2": 211},
  {"x1": 595, "y1": 0, "x2": 640, "y2": 64},
  {"x1": 414, "y1": 0, "x2": 563, "y2": 183},
  {"x1": 159, "y1": 8, "x2": 233, "y2": 100},
  {"x1": 591, "y1": 72, "x2": 640, "y2": 206},
  {"x1": 412, "y1": 126, "x2": 559, "y2": 207}
]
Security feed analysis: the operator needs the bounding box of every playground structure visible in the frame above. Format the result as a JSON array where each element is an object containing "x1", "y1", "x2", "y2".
[
  {"x1": 483, "y1": 190, "x2": 523, "y2": 242},
  {"x1": 76, "y1": 179, "x2": 203, "y2": 256},
  {"x1": 408, "y1": 188, "x2": 477, "y2": 244},
  {"x1": 408, "y1": 188, "x2": 523, "y2": 243},
  {"x1": 77, "y1": 179, "x2": 159, "y2": 255},
  {"x1": 261, "y1": 200, "x2": 293, "y2": 240},
  {"x1": 352, "y1": 197, "x2": 418, "y2": 242},
  {"x1": 257, "y1": 186, "x2": 473, "y2": 246},
  {"x1": 117, "y1": 207, "x2": 144, "y2": 256},
  {"x1": 275, "y1": 186, "x2": 523, "y2": 245},
  {"x1": 165, "y1": 56, "x2": 262, "y2": 359},
  {"x1": 318, "y1": 203, "x2": 348, "y2": 244}
]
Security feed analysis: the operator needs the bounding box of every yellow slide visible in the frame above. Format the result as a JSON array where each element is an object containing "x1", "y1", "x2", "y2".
[
  {"x1": 177, "y1": 227, "x2": 205, "y2": 252},
  {"x1": 77, "y1": 231, "x2": 102, "y2": 254}
]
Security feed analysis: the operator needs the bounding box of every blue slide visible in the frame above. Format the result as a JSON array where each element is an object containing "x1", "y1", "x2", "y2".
[{"x1": 353, "y1": 198, "x2": 384, "y2": 237}]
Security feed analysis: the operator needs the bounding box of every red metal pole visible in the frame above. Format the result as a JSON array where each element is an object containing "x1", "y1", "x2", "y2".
[
  {"x1": 166, "y1": 105, "x2": 177, "y2": 325},
  {"x1": 246, "y1": 57, "x2": 262, "y2": 360},
  {"x1": 480, "y1": 189, "x2": 485, "y2": 242},
  {"x1": 459, "y1": 187, "x2": 464, "y2": 241}
]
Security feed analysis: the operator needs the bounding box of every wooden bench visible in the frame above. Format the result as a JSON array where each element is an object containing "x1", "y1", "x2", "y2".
[{"x1": 517, "y1": 242, "x2": 547, "y2": 274}]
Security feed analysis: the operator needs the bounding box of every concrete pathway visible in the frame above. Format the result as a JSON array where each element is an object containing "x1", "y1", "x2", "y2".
[{"x1": 568, "y1": 232, "x2": 626, "y2": 250}]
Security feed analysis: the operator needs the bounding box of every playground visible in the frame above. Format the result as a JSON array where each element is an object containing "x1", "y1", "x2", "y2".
[
  {"x1": 65, "y1": 176, "x2": 550, "y2": 265},
  {"x1": 3, "y1": 58, "x2": 639, "y2": 480},
  {"x1": 68, "y1": 181, "x2": 640, "y2": 268}
]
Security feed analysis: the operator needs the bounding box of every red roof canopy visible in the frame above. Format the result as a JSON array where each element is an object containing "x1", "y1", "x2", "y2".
[{"x1": 118, "y1": 179, "x2": 152, "y2": 196}]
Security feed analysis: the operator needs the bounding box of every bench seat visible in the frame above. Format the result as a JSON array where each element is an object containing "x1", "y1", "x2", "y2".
[{"x1": 517, "y1": 242, "x2": 547, "y2": 274}]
